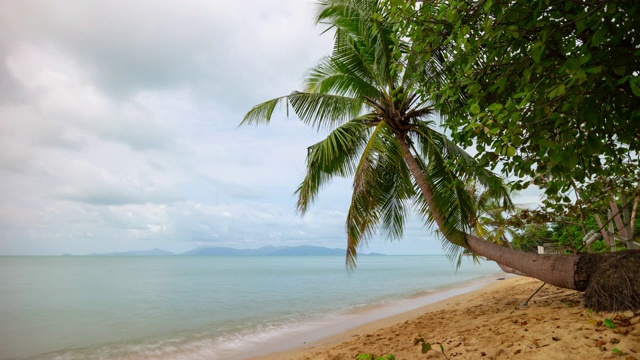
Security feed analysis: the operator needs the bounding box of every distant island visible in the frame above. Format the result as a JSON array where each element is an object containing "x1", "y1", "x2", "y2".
[
  {"x1": 77, "y1": 245, "x2": 385, "y2": 257},
  {"x1": 85, "y1": 248, "x2": 176, "y2": 257}
]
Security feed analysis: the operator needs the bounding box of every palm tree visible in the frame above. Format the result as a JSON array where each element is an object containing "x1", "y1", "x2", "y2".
[
  {"x1": 242, "y1": 0, "x2": 640, "y2": 311},
  {"x1": 243, "y1": 0, "x2": 508, "y2": 266}
]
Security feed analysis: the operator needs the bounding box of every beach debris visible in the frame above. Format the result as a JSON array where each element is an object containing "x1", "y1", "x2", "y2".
[
  {"x1": 520, "y1": 282, "x2": 547, "y2": 307},
  {"x1": 597, "y1": 339, "x2": 607, "y2": 347}
]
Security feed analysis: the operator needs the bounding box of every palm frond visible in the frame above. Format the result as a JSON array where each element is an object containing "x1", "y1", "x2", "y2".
[
  {"x1": 288, "y1": 91, "x2": 364, "y2": 130},
  {"x1": 316, "y1": 0, "x2": 398, "y2": 91},
  {"x1": 296, "y1": 119, "x2": 371, "y2": 214},
  {"x1": 345, "y1": 121, "x2": 415, "y2": 268},
  {"x1": 404, "y1": 132, "x2": 476, "y2": 262},
  {"x1": 305, "y1": 54, "x2": 379, "y2": 99},
  {"x1": 241, "y1": 91, "x2": 365, "y2": 132},
  {"x1": 412, "y1": 121, "x2": 513, "y2": 210},
  {"x1": 241, "y1": 96, "x2": 289, "y2": 126},
  {"x1": 243, "y1": 0, "x2": 514, "y2": 271},
  {"x1": 369, "y1": 125, "x2": 414, "y2": 241}
]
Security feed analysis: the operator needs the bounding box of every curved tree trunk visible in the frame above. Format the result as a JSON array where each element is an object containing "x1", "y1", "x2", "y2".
[
  {"x1": 466, "y1": 235, "x2": 578, "y2": 289},
  {"x1": 396, "y1": 134, "x2": 640, "y2": 311},
  {"x1": 496, "y1": 262, "x2": 528, "y2": 276}
]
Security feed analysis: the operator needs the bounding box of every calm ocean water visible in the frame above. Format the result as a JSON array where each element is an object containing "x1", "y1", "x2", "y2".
[{"x1": 0, "y1": 255, "x2": 502, "y2": 360}]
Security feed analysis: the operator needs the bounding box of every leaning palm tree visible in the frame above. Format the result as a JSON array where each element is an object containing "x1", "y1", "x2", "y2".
[
  {"x1": 243, "y1": 0, "x2": 509, "y2": 267},
  {"x1": 242, "y1": 0, "x2": 640, "y2": 311}
]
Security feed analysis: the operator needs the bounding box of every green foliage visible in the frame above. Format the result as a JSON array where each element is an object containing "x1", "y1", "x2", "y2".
[
  {"x1": 612, "y1": 347, "x2": 624, "y2": 356},
  {"x1": 511, "y1": 224, "x2": 553, "y2": 252},
  {"x1": 604, "y1": 318, "x2": 616, "y2": 329},
  {"x1": 548, "y1": 217, "x2": 611, "y2": 253},
  {"x1": 510, "y1": 211, "x2": 638, "y2": 254},
  {"x1": 355, "y1": 354, "x2": 395, "y2": 360},
  {"x1": 392, "y1": 0, "x2": 640, "y2": 217},
  {"x1": 414, "y1": 337, "x2": 449, "y2": 359},
  {"x1": 469, "y1": 184, "x2": 516, "y2": 248}
]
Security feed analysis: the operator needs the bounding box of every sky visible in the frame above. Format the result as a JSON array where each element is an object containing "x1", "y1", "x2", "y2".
[{"x1": 0, "y1": 0, "x2": 542, "y2": 256}]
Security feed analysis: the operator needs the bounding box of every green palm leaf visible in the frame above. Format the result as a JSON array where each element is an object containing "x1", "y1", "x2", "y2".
[
  {"x1": 317, "y1": 0, "x2": 397, "y2": 90},
  {"x1": 306, "y1": 51, "x2": 379, "y2": 99},
  {"x1": 345, "y1": 121, "x2": 414, "y2": 267},
  {"x1": 241, "y1": 96, "x2": 290, "y2": 126},
  {"x1": 288, "y1": 91, "x2": 364, "y2": 130},
  {"x1": 296, "y1": 119, "x2": 370, "y2": 214}
]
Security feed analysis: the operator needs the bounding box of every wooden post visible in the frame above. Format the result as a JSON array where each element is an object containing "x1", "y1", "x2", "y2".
[
  {"x1": 608, "y1": 209, "x2": 616, "y2": 252},
  {"x1": 622, "y1": 193, "x2": 633, "y2": 249},
  {"x1": 595, "y1": 214, "x2": 614, "y2": 252},
  {"x1": 609, "y1": 197, "x2": 628, "y2": 240}
]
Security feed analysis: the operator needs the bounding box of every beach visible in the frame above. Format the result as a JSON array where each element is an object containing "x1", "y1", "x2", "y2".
[
  {"x1": 5, "y1": 257, "x2": 639, "y2": 360},
  {"x1": 0, "y1": 255, "x2": 504, "y2": 360},
  {"x1": 252, "y1": 276, "x2": 640, "y2": 360}
]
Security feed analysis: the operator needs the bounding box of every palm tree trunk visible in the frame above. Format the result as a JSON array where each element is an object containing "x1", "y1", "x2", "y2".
[
  {"x1": 465, "y1": 235, "x2": 579, "y2": 289},
  {"x1": 396, "y1": 134, "x2": 640, "y2": 311},
  {"x1": 394, "y1": 134, "x2": 580, "y2": 289}
]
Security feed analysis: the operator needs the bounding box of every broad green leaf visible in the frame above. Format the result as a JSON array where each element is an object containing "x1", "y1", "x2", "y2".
[
  {"x1": 604, "y1": 318, "x2": 616, "y2": 328},
  {"x1": 563, "y1": 58, "x2": 581, "y2": 74},
  {"x1": 630, "y1": 76, "x2": 640, "y2": 97},
  {"x1": 578, "y1": 52, "x2": 592, "y2": 65},
  {"x1": 488, "y1": 103, "x2": 503, "y2": 111},
  {"x1": 591, "y1": 27, "x2": 607, "y2": 47},
  {"x1": 585, "y1": 133, "x2": 602, "y2": 155},
  {"x1": 446, "y1": 9, "x2": 459, "y2": 23},
  {"x1": 532, "y1": 44, "x2": 544, "y2": 63},
  {"x1": 585, "y1": 66, "x2": 601, "y2": 74}
]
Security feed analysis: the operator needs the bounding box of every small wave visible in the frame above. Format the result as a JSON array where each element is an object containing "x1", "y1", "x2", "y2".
[{"x1": 28, "y1": 317, "x2": 334, "y2": 360}]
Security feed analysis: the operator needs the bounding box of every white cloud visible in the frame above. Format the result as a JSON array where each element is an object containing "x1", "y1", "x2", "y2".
[{"x1": 0, "y1": 0, "x2": 444, "y2": 256}]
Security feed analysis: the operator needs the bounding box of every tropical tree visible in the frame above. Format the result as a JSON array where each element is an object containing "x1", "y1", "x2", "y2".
[
  {"x1": 391, "y1": 0, "x2": 640, "y2": 310},
  {"x1": 243, "y1": 0, "x2": 509, "y2": 266},
  {"x1": 242, "y1": 0, "x2": 640, "y2": 311},
  {"x1": 398, "y1": 0, "x2": 640, "y2": 200}
]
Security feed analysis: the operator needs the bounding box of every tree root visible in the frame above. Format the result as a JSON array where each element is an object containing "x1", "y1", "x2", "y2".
[{"x1": 578, "y1": 250, "x2": 640, "y2": 312}]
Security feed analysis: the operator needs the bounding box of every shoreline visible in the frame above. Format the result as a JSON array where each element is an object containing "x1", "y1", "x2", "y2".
[
  {"x1": 242, "y1": 274, "x2": 511, "y2": 359},
  {"x1": 248, "y1": 276, "x2": 640, "y2": 360}
]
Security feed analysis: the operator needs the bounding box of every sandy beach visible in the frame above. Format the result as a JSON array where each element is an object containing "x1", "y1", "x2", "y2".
[{"x1": 252, "y1": 276, "x2": 640, "y2": 360}]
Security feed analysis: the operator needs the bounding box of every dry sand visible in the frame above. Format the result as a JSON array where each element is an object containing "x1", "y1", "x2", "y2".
[{"x1": 252, "y1": 276, "x2": 640, "y2": 360}]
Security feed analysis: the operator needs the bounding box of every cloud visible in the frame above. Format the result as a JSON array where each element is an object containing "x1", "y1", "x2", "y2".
[
  {"x1": 1, "y1": 0, "x2": 331, "y2": 107},
  {"x1": 0, "y1": 0, "x2": 445, "y2": 256}
]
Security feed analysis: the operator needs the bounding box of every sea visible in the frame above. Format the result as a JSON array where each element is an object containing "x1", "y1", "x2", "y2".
[{"x1": 0, "y1": 255, "x2": 503, "y2": 360}]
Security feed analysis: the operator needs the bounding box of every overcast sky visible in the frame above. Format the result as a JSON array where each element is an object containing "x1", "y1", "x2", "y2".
[{"x1": 0, "y1": 0, "x2": 541, "y2": 256}]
